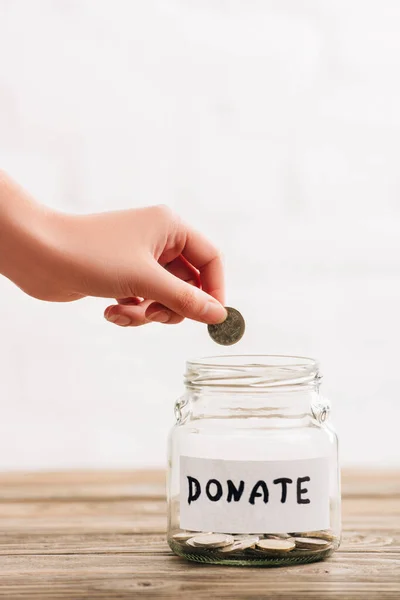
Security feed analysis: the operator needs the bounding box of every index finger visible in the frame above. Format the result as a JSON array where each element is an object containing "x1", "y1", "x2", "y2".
[{"x1": 180, "y1": 225, "x2": 225, "y2": 305}]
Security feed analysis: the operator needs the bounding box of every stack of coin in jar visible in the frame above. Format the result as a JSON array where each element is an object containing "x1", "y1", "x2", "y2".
[{"x1": 170, "y1": 530, "x2": 337, "y2": 564}]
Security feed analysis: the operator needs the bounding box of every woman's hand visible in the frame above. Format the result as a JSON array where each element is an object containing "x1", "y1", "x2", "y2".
[{"x1": 0, "y1": 170, "x2": 227, "y2": 327}]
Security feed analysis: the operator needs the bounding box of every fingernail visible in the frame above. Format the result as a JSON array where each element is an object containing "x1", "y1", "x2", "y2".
[
  {"x1": 201, "y1": 300, "x2": 227, "y2": 324},
  {"x1": 148, "y1": 310, "x2": 171, "y2": 324},
  {"x1": 106, "y1": 314, "x2": 131, "y2": 326}
]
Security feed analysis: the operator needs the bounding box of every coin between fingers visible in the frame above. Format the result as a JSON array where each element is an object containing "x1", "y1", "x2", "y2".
[{"x1": 207, "y1": 306, "x2": 245, "y2": 345}]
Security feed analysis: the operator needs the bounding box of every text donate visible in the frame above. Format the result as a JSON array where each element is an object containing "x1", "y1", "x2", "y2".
[{"x1": 187, "y1": 476, "x2": 311, "y2": 506}]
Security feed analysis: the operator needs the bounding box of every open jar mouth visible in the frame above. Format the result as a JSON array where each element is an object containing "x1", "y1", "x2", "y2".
[{"x1": 185, "y1": 355, "x2": 320, "y2": 390}]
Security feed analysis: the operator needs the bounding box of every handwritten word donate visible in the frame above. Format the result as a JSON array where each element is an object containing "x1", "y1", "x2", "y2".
[
  {"x1": 180, "y1": 457, "x2": 330, "y2": 533},
  {"x1": 187, "y1": 476, "x2": 311, "y2": 506}
]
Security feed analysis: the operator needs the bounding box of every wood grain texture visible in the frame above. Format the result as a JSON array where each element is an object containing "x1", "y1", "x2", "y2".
[{"x1": 0, "y1": 470, "x2": 398, "y2": 599}]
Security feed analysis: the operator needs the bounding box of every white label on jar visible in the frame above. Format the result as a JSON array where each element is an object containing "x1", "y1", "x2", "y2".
[{"x1": 180, "y1": 456, "x2": 330, "y2": 534}]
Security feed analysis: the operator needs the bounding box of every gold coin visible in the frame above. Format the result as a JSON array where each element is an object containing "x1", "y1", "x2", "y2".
[
  {"x1": 293, "y1": 537, "x2": 331, "y2": 550},
  {"x1": 292, "y1": 530, "x2": 336, "y2": 542},
  {"x1": 219, "y1": 537, "x2": 258, "y2": 553},
  {"x1": 172, "y1": 531, "x2": 196, "y2": 542},
  {"x1": 234, "y1": 534, "x2": 260, "y2": 543},
  {"x1": 255, "y1": 539, "x2": 295, "y2": 553},
  {"x1": 186, "y1": 538, "x2": 202, "y2": 548},
  {"x1": 191, "y1": 533, "x2": 234, "y2": 548}
]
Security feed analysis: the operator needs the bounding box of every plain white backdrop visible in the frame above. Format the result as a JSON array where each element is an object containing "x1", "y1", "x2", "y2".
[{"x1": 0, "y1": 0, "x2": 399, "y2": 470}]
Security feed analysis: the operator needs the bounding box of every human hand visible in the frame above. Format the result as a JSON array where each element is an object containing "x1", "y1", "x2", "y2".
[
  {"x1": 0, "y1": 171, "x2": 227, "y2": 327},
  {"x1": 56, "y1": 204, "x2": 227, "y2": 327}
]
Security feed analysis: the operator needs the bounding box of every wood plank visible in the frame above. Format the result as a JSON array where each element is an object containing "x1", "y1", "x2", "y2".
[
  {"x1": 0, "y1": 533, "x2": 168, "y2": 555},
  {"x1": 0, "y1": 497, "x2": 398, "y2": 533},
  {"x1": 0, "y1": 470, "x2": 164, "y2": 486},
  {"x1": 0, "y1": 470, "x2": 165, "y2": 501},
  {"x1": 0, "y1": 554, "x2": 399, "y2": 599},
  {"x1": 0, "y1": 530, "x2": 398, "y2": 556},
  {"x1": 341, "y1": 469, "x2": 400, "y2": 497},
  {"x1": 0, "y1": 552, "x2": 399, "y2": 579},
  {"x1": 0, "y1": 585, "x2": 397, "y2": 600}
]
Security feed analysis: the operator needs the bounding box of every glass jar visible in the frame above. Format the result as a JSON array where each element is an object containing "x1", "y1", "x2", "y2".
[{"x1": 167, "y1": 355, "x2": 340, "y2": 566}]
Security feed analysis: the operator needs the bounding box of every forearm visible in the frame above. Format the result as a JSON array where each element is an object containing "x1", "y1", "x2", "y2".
[{"x1": 0, "y1": 170, "x2": 61, "y2": 296}]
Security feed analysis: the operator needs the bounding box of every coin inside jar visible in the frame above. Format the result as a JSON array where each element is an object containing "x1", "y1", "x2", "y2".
[
  {"x1": 185, "y1": 538, "x2": 202, "y2": 548},
  {"x1": 191, "y1": 533, "x2": 234, "y2": 548},
  {"x1": 207, "y1": 307, "x2": 245, "y2": 346},
  {"x1": 219, "y1": 537, "x2": 259, "y2": 553},
  {"x1": 290, "y1": 530, "x2": 336, "y2": 542},
  {"x1": 293, "y1": 537, "x2": 331, "y2": 550},
  {"x1": 255, "y1": 539, "x2": 295, "y2": 553},
  {"x1": 172, "y1": 531, "x2": 196, "y2": 542},
  {"x1": 234, "y1": 534, "x2": 260, "y2": 543}
]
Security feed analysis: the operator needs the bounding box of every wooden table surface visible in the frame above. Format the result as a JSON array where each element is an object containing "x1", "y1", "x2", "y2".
[{"x1": 0, "y1": 470, "x2": 399, "y2": 599}]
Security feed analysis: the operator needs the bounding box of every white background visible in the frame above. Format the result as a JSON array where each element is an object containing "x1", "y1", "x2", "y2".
[{"x1": 0, "y1": 0, "x2": 398, "y2": 470}]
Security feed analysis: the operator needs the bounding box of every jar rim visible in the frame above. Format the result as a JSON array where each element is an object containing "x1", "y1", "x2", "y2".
[
  {"x1": 187, "y1": 354, "x2": 318, "y2": 370},
  {"x1": 185, "y1": 355, "x2": 320, "y2": 390}
]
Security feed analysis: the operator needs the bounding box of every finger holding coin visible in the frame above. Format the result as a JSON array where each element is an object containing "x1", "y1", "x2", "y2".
[{"x1": 179, "y1": 226, "x2": 226, "y2": 306}]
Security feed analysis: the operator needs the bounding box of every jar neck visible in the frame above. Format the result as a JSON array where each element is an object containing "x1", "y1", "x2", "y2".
[
  {"x1": 185, "y1": 385, "x2": 320, "y2": 421},
  {"x1": 181, "y1": 355, "x2": 324, "y2": 424}
]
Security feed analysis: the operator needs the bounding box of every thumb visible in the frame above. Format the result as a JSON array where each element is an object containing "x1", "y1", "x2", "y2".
[{"x1": 142, "y1": 262, "x2": 227, "y2": 324}]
